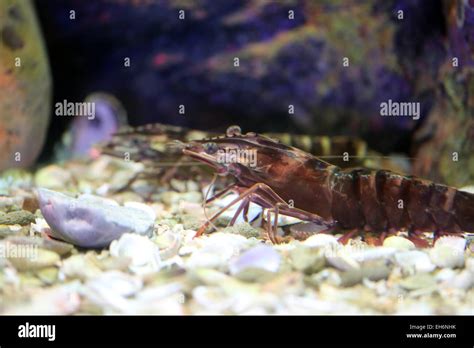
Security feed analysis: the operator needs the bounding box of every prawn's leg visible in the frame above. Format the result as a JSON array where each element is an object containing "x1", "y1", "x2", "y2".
[
  {"x1": 195, "y1": 183, "x2": 278, "y2": 237},
  {"x1": 196, "y1": 182, "x2": 334, "y2": 240},
  {"x1": 204, "y1": 183, "x2": 237, "y2": 205},
  {"x1": 250, "y1": 184, "x2": 333, "y2": 227},
  {"x1": 242, "y1": 200, "x2": 250, "y2": 222},
  {"x1": 249, "y1": 185, "x2": 334, "y2": 243},
  {"x1": 229, "y1": 197, "x2": 250, "y2": 226},
  {"x1": 338, "y1": 229, "x2": 360, "y2": 245},
  {"x1": 407, "y1": 228, "x2": 430, "y2": 248},
  {"x1": 266, "y1": 202, "x2": 292, "y2": 244}
]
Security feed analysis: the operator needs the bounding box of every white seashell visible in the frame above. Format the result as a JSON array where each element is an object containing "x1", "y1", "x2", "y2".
[
  {"x1": 153, "y1": 228, "x2": 182, "y2": 260},
  {"x1": 110, "y1": 233, "x2": 162, "y2": 275},
  {"x1": 30, "y1": 217, "x2": 51, "y2": 235},
  {"x1": 80, "y1": 271, "x2": 143, "y2": 313},
  {"x1": 229, "y1": 244, "x2": 281, "y2": 275},
  {"x1": 186, "y1": 233, "x2": 252, "y2": 270},
  {"x1": 395, "y1": 250, "x2": 436, "y2": 274},
  {"x1": 130, "y1": 283, "x2": 185, "y2": 315},
  {"x1": 302, "y1": 234, "x2": 339, "y2": 248},
  {"x1": 434, "y1": 236, "x2": 466, "y2": 252}
]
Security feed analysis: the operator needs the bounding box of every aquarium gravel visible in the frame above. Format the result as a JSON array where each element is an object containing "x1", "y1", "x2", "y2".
[{"x1": 0, "y1": 159, "x2": 472, "y2": 315}]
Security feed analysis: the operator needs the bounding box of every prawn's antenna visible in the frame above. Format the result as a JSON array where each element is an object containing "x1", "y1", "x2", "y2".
[
  {"x1": 202, "y1": 173, "x2": 219, "y2": 232},
  {"x1": 166, "y1": 140, "x2": 186, "y2": 151}
]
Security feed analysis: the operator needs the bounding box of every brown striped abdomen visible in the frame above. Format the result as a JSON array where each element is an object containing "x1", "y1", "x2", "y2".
[{"x1": 328, "y1": 168, "x2": 474, "y2": 233}]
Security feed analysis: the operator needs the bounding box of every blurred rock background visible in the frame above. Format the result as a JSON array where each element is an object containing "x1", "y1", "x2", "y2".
[
  {"x1": 0, "y1": 0, "x2": 51, "y2": 172},
  {"x1": 1, "y1": 0, "x2": 473, "y2": 186}
]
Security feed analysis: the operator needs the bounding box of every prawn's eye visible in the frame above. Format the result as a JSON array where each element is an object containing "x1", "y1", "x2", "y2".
[
  {"x1": 203, "y1": 142, "x2": 219, "y2": 154},
  {"x1": 227, "y1": 164, "x2": 241, "y2": 176},
  {"x1": 226, "y1": 125, "x2": 242, "y2": 137}
]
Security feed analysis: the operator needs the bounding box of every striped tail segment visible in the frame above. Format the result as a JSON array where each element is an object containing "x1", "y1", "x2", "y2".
[{"x1": 330, "y1": 168, "x2": 474, "y2": 233}]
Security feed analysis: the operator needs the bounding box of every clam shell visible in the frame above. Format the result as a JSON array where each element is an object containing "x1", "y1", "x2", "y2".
[
  {"x1": 110, "y1": 233, "x2": 162, "y2": 275},
  {"x1": 37, "y1": 188, "x2": 155, "y2": 248}
]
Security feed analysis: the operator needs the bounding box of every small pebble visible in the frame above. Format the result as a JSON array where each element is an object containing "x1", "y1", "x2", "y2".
[
  {"x1": 0, "y1": 224, "x2": 23, "y2": 237},
  {"x1": 302, "y1": 234, "x2": 339, "y2": 248},
  {"x1": 35, "y1": 165, "x2": 73, "y2": 190},
  {"x1": 221, "y1": 223, "x2": 262, "y2": 239},
  {"x1": 62, "y1": 254, "x2": 103, "y2": 280},
  {"x1": 395, "y1": 250, "x2": 436, "y2": 274},
  {"x1": 430, "y1": 245, "x2": 465, "y2": 269},
  {"x1": 326, "y1": 254, "x2": 360, "y2": 272},
  {"x1": 0, "y1": 196, "x2": 24, "y2": 212},
  {"x1": 288, "y1": 245, "x2": 326, "y2": 274},
  {"x1": 180, "y1": 213, "x2": 205, "y2": 230},
  {"x1": 400, "y1": 274, "x2": 436, "y2": 290},
  {"x1": 452, "y1": 270, "x2": 474, "y2": 290},
  {"x1": 36, "y1": 267, "x2": 59, "y2": 285},
  {"x1": 361, "y1": 259, "x2": 392, "y2": 281},
  {"x1": 8, "y1": 249, "x2": 60, "y2": 272},
  {"x1": 317, "y1": 268, "x2": 363, "y2": 288},
  {"x1": 383, "y1": 236, "x2": 415, "y2": 250},
  {"x1": 0, "y1": 210, "x2": 35, "y2": 225},
  {"x1": 435, "y1": 268, "x2": 456, "y2": 282},
  {"x1": 466, "y1": 258, "x2": 474, "y2": 273},
  {"x1": 5, "y1": 236, "x2": 74, "y2": 256}
]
